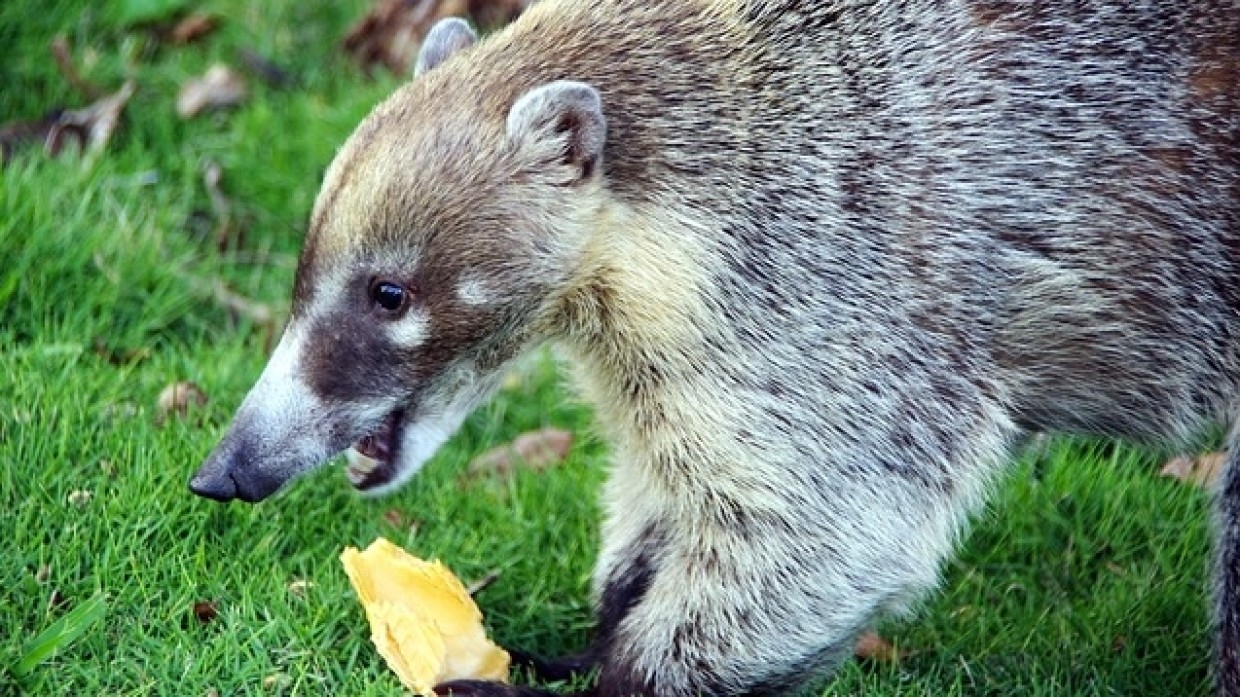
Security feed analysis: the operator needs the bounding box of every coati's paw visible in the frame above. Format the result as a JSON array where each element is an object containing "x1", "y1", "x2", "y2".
[
  {"x1": 435, "y1": 679, "x2": 560, "y2": 696},
  {"x1": 508, "y1": 649, "x2": 599, "y2": 682}
]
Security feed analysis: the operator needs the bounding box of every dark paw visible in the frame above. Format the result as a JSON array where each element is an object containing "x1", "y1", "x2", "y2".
[
  {"x1": 434, "y1": 679, "x2": 560, "y2": 697},
  {"x1": 509, "y1": 648, "x2": 600, "y2": 682}
]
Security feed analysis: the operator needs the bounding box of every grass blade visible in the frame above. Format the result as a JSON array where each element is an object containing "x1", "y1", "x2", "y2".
[{"x1": 11, "y1": 593, "x2": 107, "y2": 678}]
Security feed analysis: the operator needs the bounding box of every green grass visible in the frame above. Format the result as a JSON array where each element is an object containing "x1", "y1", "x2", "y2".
[{"x1": 0, "y1": 1, "x2": 1216, "y2": 695}]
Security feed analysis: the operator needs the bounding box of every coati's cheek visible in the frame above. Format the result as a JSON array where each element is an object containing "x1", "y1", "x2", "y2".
[{"x1": 352, "y1": 400, "x2": 475, "y2": 497}]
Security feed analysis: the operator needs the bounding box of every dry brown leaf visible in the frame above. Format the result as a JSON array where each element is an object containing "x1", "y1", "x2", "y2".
[
  {"x1": 170, "y1": 13, "x2": 219, "y2": 44},
  {"x1": 1, "y1": 63, "x2": 132, "y2": 165},
  {"x1": 853, "y1": 630, "x2": 903, "y2": 664},
  {"x1": 382, "y1": 508, "x2": 422, "y2": 535},
  {"x1": 1160, "y1": 451, "x2": 1228, "y2": 488},
  {"x1": 177, "y1": 64, "x2": 247, "y2": 119},
  {"x1": 0, "y1": 114, "x2": 60, "y2": 164},
  {"x1": 468, "y1": 428, "x2": 573, "y2": 477},
  {"x1": 156, "y1": 381, "x2": 208, "y2": 424},
  {"x1": 44, "y1": 80, "x2": 137, "y2": 159},
  {"x1": 342, "y1": 0, "x2": 530, "y2": 75},
  {"x1": 192, "y1": 600, "x2": 219, "y2": 624}
]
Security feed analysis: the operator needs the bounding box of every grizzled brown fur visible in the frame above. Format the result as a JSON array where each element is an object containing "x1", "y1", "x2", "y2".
[{"x1": 194, "y1": 1, "x2": 1240, "y2": 695}]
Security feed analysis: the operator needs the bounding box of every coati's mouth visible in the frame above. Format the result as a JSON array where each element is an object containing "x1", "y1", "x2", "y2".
[{"x1": 346, "y1": 409, "x2": 405, "y2": 491}]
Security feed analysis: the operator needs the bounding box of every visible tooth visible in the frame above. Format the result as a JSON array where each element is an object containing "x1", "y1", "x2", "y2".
[{"x1": 346, "y1": 448, "x2": 379, "y2": 484}]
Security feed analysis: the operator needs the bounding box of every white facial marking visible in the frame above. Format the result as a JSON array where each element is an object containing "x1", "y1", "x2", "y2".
[
  {"x1": 237, "y1": 323, "x2": 328, "y2": 463},
  {"x1": 456, "y1": 277, "x2": 493, "y2": 307},
  {"x1": 387, "y1": 310, "x2": 430, "y2": 347}
]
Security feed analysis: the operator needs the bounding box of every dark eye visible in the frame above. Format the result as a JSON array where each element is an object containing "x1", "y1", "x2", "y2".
[{"x1": 370, "y1": 280, "x2": 407, "y2": 313}]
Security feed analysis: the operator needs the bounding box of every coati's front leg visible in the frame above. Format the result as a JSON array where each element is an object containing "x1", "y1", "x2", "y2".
[{"x1": 439, "y1": 457, "x2": 997, "y2": 696}]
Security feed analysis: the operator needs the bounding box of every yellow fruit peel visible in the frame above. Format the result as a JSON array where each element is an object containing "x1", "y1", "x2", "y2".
[{"x1": 341, "y1": 538, "x2": 510, "y2": 696}]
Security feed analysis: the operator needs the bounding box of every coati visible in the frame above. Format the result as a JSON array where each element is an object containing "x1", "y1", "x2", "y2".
[{"x1": 190, "y1": 1, "x2": 1240, "y2": 694}]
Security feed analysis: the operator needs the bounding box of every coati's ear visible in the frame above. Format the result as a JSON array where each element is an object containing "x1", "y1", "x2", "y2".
[
  {"x1": 506, "y1": 81, "x2": 606, "y2": 185},
  {"x1": 414, "y1": 18, "x2": 478, "y2": 76}
]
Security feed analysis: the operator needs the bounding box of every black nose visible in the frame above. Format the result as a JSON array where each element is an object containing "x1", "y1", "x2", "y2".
[{"x1": 189, "y1": 469, "x2": 238, "y2": 502}]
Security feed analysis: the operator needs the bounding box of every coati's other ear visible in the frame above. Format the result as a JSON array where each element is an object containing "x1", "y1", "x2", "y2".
[
  {"x1": 414, "y1": 18, "x2": 478, "y2": 76},
  {"x1": 506, "y1": 81, "x2": 606, "y2": 185}
]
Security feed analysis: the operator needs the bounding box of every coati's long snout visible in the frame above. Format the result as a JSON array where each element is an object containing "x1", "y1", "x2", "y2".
[{"x1": 190, "y1": 325, "x2": 354, "y2": 502}]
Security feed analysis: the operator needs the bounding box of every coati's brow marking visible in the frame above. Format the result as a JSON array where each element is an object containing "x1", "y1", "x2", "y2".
[{"x1": 387, "y1": 310, "x2": 431, "y2": 348}]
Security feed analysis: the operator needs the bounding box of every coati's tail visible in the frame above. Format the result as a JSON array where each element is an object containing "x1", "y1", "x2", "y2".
[{"x1": 1219, "y1": 447, "x2": 1240, "y2": 696}]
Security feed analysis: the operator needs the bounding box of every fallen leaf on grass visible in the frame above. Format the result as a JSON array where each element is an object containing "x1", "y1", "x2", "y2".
[
  {"x1": 382, "y1": 509, "x2": 420, "y2": 536},
  {"x1": 177, "y1": 64, "x2": 247, "y2": 119},
  {"x1": 170, "y1": 12, "x2": 218, "y2": 44},
  {"x1": 0, "y1": 80, "x2": 138, "y2": 165},
  {"x1": 1160, "y1": 451, "x2": 1227, "y2": 488},
  {"x1": 853, "y1": 630, "x2": 903, "y2": 664},
  {"x1": 3, "y1": 37, "x2": 137, "y2": 165},
  {"x1": 468, "y1": 428, "x2": 573, "y2": 478},
  {"x1": 46, "y1": 80, "x2": 137, "y2": 158},
  {"x1": 0, "y1": 113, "x2": 62, "y2": 164},
  {"x1": 192, "y1": 600, "x2": 219, "y2": 624},
  {"x1": 156, "y1": 381, "x2": 208, "y2": 424},
  {"x1": 468, "y1": 0, "x2": 531, "y2": 29},
  {"x1": 343, "y1": 0, "x2": 530, "y2": 75}
]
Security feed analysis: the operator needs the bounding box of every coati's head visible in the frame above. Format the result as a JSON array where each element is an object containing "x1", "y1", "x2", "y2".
[{"x1": 191, "y1": 18, "x2": 607, "y2": 502}]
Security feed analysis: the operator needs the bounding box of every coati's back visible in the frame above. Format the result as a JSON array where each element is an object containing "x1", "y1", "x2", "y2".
[
  {"x1": 743, "y1": 1, "x2": 1240, "y2": 441},
  {"x1": 487, "y1": 0, "x2": 1240, "y2": 444}
]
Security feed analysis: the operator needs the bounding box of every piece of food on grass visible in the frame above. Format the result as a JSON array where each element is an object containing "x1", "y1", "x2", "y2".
[{"x1": 340, "y1": 538, "x2": 510, "y2": 696}]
